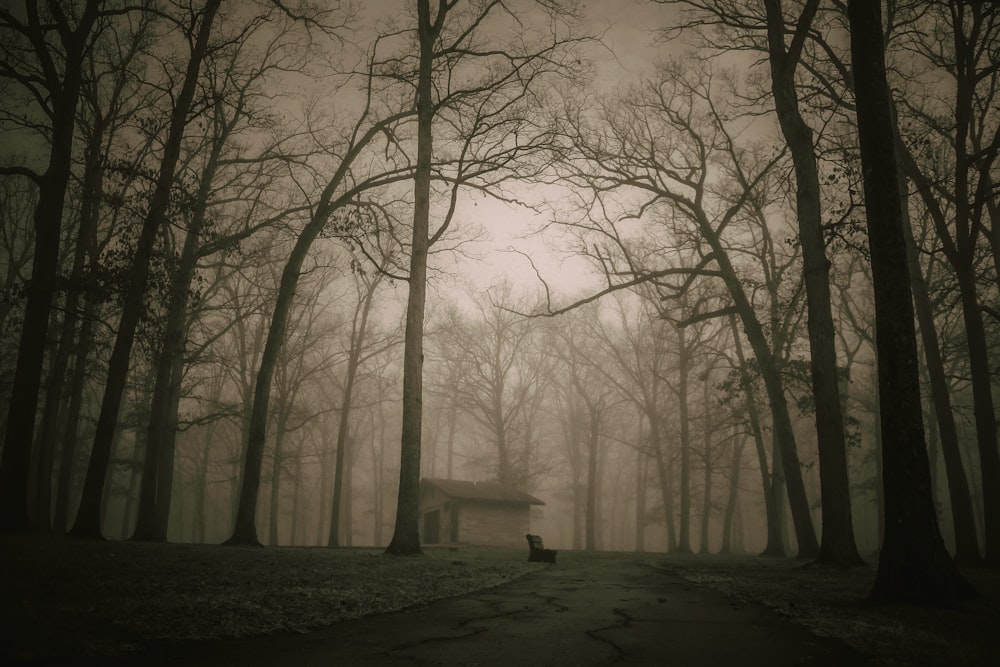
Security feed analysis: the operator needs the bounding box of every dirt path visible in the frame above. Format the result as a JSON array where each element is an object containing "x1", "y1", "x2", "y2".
[{"x1": 120, "y1": 551, "x2": 863, "y2": 666}]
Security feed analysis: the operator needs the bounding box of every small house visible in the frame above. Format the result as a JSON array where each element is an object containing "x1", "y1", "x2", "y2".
[{"x1": 419, "y1": 478, "x2": 545, "y2": 547}]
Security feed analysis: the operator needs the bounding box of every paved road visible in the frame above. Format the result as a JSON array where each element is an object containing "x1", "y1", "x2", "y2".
[{"x1": 129, "y1": 552, "x2": 863, "y2": 666}]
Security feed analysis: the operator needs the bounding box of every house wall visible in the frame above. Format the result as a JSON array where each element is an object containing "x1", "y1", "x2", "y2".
[
  {"x1": 418, "y1": 491, "x2": 530, "y2": 547},
  {"x1": 456, "y1": 503, "x2": 529, "y2": 548}
]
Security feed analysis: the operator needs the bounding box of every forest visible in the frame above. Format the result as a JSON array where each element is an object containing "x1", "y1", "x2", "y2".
[{"x1": 0, "y1": 0, "x2": 997, "y2": 610}]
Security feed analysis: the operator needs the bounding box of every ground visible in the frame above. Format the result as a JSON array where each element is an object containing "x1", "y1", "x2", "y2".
[{"x1": 1, "y1": 535, "x2": 997, "y2": 665}]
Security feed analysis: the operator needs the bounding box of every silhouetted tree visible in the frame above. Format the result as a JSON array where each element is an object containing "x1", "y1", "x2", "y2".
[{"x1": 847, "y1": 0, "x2": 973, "y2": 604}]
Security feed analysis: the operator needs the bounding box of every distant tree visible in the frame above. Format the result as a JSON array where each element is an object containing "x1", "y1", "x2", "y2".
[
  {"x1": 550, "y1": 309, "x2": 616, "y2": 551},
  {"x1": 438, "y1": 284, "x2": 550, "y2": 490},
  {"x1": 549, "y1": 59, "x2": 819, "y2": 557},
  {"x1": 328, "y1": 258, "x2": 394, "y2": 547},
  {"x1": 588, "y1": 292, "x2": 677, "y2": 552},
  {"x1": 847, "y1": 0, "x2": 973, "y2": 603}
]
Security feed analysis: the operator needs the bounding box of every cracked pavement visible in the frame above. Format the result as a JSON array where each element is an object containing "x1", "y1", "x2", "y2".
[{"x1": 125, "y1": 551, "x2": 863, "y2": 666}]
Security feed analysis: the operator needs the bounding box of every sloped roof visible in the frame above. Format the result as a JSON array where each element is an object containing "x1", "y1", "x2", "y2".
[{"x1": 421, "y1": 478, "x2": 545, "y2": 506}]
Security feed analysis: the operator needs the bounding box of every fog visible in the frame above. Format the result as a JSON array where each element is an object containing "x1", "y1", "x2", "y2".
[{"x1": 0, "y1": 0, "x2": 996, "y2": 592}]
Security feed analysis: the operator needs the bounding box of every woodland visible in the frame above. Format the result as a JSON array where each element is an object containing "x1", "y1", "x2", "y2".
[{"x1": 0, "y1": 0, "x2": 998, "y2": 615}]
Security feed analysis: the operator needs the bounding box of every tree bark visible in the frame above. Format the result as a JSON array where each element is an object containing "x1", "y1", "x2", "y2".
[
  {"x1": 848, "y1": 0, "x2": 974, "y2": 603},
  {"x1": 721, "y1": 432, "x2": 746, "y2": 554},
  {"x1": 585, "y1": 406, "x2": 599, "y2": 551},
  {"x1": 675, "y1": 323, "x2": 693, "y2": 554},
  {"x1": 53, "y1": 294, "x2": 98, "y2": 532},
  {"x1": 385, "y1": 0, "x2": 442, "y2": 557},
  {"x1": 635, "y1": 412, "x2": 647, "y2": 553},
  {"x1": 699, "y1": 372, "x2": 713, "y2": 554},
  {"x1": 764, "y1": 0, "x2": 861, "y2": 567},
  {"x1": 899, "y1": 173, "x2": 982, "y2": 564}
]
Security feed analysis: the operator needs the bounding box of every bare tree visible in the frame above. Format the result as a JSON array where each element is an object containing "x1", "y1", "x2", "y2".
[
  {"x1": 384, "y1": 0, "x2": 587, "y2": 555},
  {"x1": 891, "y1": 0, "x2": 1000, "y2": 567},
  {"x1": 328, "y1": 256, "x2": 397, "y2": 547},
  {"x1": 847, "y1": 0, "x2": 973, "y2": 603},
  {"x1": 0, "y1": 0, "x2": 111, "y2": 533},
  {"x1": 548, "y1": 59, "x2": 819, "y2": 556},
  {"x1": 70, "y1": 0, "x2": 223, "y2": 539},
  {"x1": 437, "y1": 284, "x2": 550, "y2": 489}
]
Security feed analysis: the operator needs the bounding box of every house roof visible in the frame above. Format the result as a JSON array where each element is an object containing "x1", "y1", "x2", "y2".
[{"x1": 421, "y1": 478, "x2": 545, "y2": 506}]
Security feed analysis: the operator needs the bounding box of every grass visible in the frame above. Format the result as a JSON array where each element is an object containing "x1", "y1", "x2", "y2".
[
  {"x1": 0, "y1": 535, "x2": 543, "y2": 664},
  {"x1": 653, "y1": 554, "x2": 1000, "y2": 665},
  {"x1": 2, "y1": 535, "x2": 998, "y2": 665}
]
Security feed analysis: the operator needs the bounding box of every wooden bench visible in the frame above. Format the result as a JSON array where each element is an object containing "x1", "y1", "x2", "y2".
[{"x1": 525, "y1": 533, "x2": 557, "y2": 564}]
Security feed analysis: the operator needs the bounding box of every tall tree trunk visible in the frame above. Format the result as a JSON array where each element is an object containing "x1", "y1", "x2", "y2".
[
  {"x1": 0, "y1": 1, "x2": 100, "y2": 534},
  {"x1": 769, "y1": 433, "x2": 788, "y2": 556},
  {"x1": 899, "y1": 175, "x2": 982, "y2": 564},
  {"x1": 344, "y1": 438, "x2": 355, "y2": 546},
  {"x1": 730, "y1": 314, "x2": 783, "y2": 556},
  {"x1": 331, "y1": 281, "x2": 379, "y2": 546},
  {"x1": 120, "y1": 434, "x2": 143, "y2": 540},
  {"x1": 698, "y1": 213, "x2": 819, "y2": 557},
  {"x1": 53, "y1": 295, "x2": 98, "y2": 532},
  {"x1": 699, "y1": 374, "x2": 713, "y2": 554},
  {"x1": 32, "y1": 122, "x2": 105, "y2": 532},
  {"x1": 585, "y1": 407, "x2": 599, "y2": 552},
  {"x1": 134, "y1": 115, "x2": 225, "y2": 542},
  {"x1": 848, "y1": 0, "x2": 973, "y2": 603},
  {"x1": 71, "y1": 0, "x2": 222, "y2": 539},
  {"x1": 721, "y1": 433, "x2": 747, "y2": 554},
  {"x1": 267, "y1": 409, "x2": 290, "y2": 546},
  {"x1": 953, "y1": 266, "x2": 1000, "y2": 565},
  {"x1": 675, "y1": 324, "x2": 692, "y2": 554},
  {"x1": 446, "y1": 386, "x2": 459, "y2": 480},
  {"x1": 635, "y1": 412, "x2": 647, "y2": 553},
  {"x1": 891, "y1": 1, "x2": 1000, "y2": 568},
  {"x1": 224, "y1": 212, "x2": 340, "y2": 546},
  {"x1": 385, "y1": 0, "x2": 442, "y2": 557},
  {"x1": 764, "y1": 0, "x2": 862, "y2": 567}
]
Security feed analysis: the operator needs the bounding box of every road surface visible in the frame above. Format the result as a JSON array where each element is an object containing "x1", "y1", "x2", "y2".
[{"x1": 122, "y1": 551, "x2": 863, "y2": 666}]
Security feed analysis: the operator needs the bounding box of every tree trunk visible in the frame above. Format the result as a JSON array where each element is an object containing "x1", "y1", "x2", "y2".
[
  {"x1": 768, "y1": 433, "x2": 788, "y2": 556},
  {"x1": 848, "y1": 0, "x2": 974, "y2": 603},
  {"x1": 699, "y1": 374, "x2": 713, "y2": 554},
  {"x1": 707, "y1": 235, "x2": 817, "y2": 557},
  {"x1": 33, "y1": 122, "x2": 106, "y2": 532},
  {"x1": 53, "y1": 294, "x2": 98, "y2": 532},
  {"x1": 446, "y1": 386, "x2": 459, "y2": 480},
  {"x1": 721, "y1": 433, "x2": 747, "y2": 554},
  {"x1": 585, "y1": 407, "x2": 599, "y2": 552},
  {"x1": 331, "y1": 278, "x2": 380, "y2": 546},
  {"x1": 899, "y1": 175, "x2": 982, "y2": 564},
  {"x1": 763, "y1": 0, "x2": 861, "y2": 568},
  {"x1": 0, "y1": 1, "x2": 100, "y2": 534},
  {"x1": 953, "y1": 266, "x2": 1000, "y2": 565},
  {"x1": 267, "y1": 409, "x2": 290, "y2": 546},
  {"x1": 635, "y1": 413, "x2": 647, "y2": 553},
  {"x1": 134, "y1": 120, "x2": 225, "y2": 542},
  {"x1": 675, "y1": 324, "x2": 692, "y2": 554},
  {"x1": 70, "y1": 0, "x2": 222, "y2": 539},
  {"x1": 385, "y1": 0, "x2": 442, "y2": 557}
]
